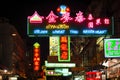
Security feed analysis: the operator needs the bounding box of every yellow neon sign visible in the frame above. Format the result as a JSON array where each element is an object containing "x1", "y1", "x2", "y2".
[{"x1": 46, "y1": 24, "x2": 69, "y2": 29}]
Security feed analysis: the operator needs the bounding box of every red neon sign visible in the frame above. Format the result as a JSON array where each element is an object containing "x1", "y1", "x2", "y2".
[
  {"x1": 60, "y1": 12, "x2": 73, "y2": 23},
  {"x1": 75, "y1": 11, "x2": 86, "y2": 23},
  {"x1": 46, "y1": 11, "x2": 58, "y2": 23},
  {"x1": 88, "y1": 22, "x2": 94, "y2": 28},
  {"x1": 104, "y1": 18, "x2": 110, "y2": 24},
  {"x1": 88, "y1": 14, "x2": 94, "y2": 20},
  {"x1": 28, "y1": 11, "x2": 110, "y2": 27},
  {"x1": 33, "y1": 42, "x2": 40, "y2": 71},
  {"x1": 96, "y1": 18, "x2": 101, "y2": 25},
  {"x1": 60, "y1": 36, "x2": 68, "y2": 60},
  {"x1": 86, "y1": 71, "x2": 102, "y2": 80}
]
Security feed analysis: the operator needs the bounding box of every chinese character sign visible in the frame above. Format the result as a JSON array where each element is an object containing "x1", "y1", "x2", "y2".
[
  {"x1": 49, "y1": 37, "x2": 59, "y2": 56},
  {"x1": 33, "y1": 42, "x2": 40, "y2": 71},
  {"x1": 27, "y1": 10, "x2": 114, "y2": 37},
  {"x1": 58, "y1": 36, "x2": 70, "y2": 62},
  {"x1": 104, "y1": 38, "x2": 120, "y2": 58}
]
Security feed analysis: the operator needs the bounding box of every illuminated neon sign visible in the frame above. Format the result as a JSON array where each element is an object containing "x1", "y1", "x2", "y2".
[
  {"x1": 58, "y1": 36, "x2": 70, "y2": 62},
  {"x1": 57, "y1": 5, "x2": 70, "y2": 16},
  {"x1": 28, "y1": 11, "x2": 44, "y2": 23},
  {"x1": 49, "y1": 37, "x2": 59, "y2": 56},
  {"x1": 33, "y1": 42, "x2": 40, "y2": 71},
  {"x1": 104, "y1": 38, "x2": 120, "y2": 58},
  {"x1": 27, "y1": 11, "x2": 114, "y2": 37},
  {"x1": 45, "y1": 61, "x2": 75, "y2": 67}
]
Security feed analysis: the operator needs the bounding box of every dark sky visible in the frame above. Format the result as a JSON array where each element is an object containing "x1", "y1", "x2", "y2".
[
  {"x1": 0, "y1": 0, "x2": 92, "y2": 65},
  {"x1": 0, "y1": 0, "x2": 91, "y2": 39}
]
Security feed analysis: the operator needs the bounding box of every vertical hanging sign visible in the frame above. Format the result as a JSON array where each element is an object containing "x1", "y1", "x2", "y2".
[
  {"x1": 58, "y1": 36, "x2": 70, "y2": 62},
  {"x1": 49, "y1": 36, "x2": 59, "y2": 56},
  {"x1": 33, "y1": 42, "x2": 40, "y2": 71}
]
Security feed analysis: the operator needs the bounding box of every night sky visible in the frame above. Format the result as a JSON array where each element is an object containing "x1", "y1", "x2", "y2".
[
  {"x1": 0, "y1": 0, "x2": 92, "y2": 65},
  {"x1": 0, "y1": 0, "x2": 91, "y2": 38}
]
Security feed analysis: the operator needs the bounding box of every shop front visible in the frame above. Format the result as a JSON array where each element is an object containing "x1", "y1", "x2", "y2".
[{"x1": 105, "y1": 59, "x2": 120, "y2": 80}]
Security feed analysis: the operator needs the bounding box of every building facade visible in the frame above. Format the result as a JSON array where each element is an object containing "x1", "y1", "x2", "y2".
[
  {"x1": 86, "y1": 0, "x2": 120, "y2": 79},
  {"x1": 0, "y1": 17, "x2": 27, "y2": 78}
]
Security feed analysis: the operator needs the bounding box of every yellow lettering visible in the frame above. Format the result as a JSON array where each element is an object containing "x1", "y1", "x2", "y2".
[{"x1": 46, "y1": 24, "x2": 69, "y2": 29}]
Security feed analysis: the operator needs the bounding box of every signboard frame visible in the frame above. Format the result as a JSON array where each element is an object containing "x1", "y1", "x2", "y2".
[
  {"x1": 104, "y1": 38, "x2": 120, "y2": 58},
  {"x1": 27, "y1": 11, "x2": 114, "y2": 37}
]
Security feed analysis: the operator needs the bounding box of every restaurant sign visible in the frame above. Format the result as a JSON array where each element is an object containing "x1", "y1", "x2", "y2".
[{"x1": 27, "y1": 10, "x2": 114, "y2": 37}]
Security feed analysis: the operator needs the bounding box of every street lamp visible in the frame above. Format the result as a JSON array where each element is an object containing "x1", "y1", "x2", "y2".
[
  {"x1": 4, "y1": 69, "x2": 7, "y2": 73},
  {"x1": 12, "y1": 33, "x2": 16, "y2": 37}
]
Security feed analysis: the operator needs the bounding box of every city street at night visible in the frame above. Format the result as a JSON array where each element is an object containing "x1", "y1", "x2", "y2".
[{"x1": 0, "y1": 0, "x2": 120, "y2": 80}]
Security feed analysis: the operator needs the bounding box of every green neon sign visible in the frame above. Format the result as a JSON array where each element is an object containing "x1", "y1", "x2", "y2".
[{"x1": 104, "y1": 38, "x2": 120, "y2": 58}]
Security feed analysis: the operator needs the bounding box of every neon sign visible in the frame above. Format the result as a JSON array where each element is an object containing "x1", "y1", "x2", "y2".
[
  {"x1": 57, "y1": 5, "x2": 70, "y2": 16},
  {"x1": 45, "y1": 61, "x2": 75, "y2": 67},
  {"x1": 46, "y1": 11, "x2": 58, "y2": 23},
  {"x1": 33, "y1": 42, "x2": 40, "y2": 71},
  {"x1": 27, "y1": 11, "x2": 114, "y2": 37},
  {"x1": 104, "y1": 38, "x2": 120, "y2": 58},
  {"x1": 86, "y1": 71, "x2": 102, "y2": 80},
  {"x1": 49, "y1": 37, "x2": 59, "y2": 56},
  {"x1": 28, "y1": 11, "x2": 44, "y2": 23},
  {"x1": 46, "y1": 24, "x2": 69, "y2": 29},
  {"x1": 75, "y1": 11, "x2": 85, "y2": 23},
  {"x1": 58, "y1": 36, "x2": 70, "y2": 62}
]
